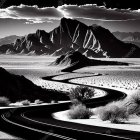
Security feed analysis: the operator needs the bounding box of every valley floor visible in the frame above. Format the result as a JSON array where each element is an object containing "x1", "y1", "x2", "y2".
[{"x1": 1, "y1": 55, "x2": 140, "y2": 137}]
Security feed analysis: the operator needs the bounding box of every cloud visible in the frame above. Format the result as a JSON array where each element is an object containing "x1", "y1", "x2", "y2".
[
  {"x1": 58, "y1": 4, "x2": 140, "y2": 21},
  {"x1": 25, "y1": 18, "x2": 53, "y2": 24},
  {"x1": 0, "y1": 4, "x2": 64, "y2": 24},
  {"x1": 0, "y1": 4, "x2": 140, "y2": 24}
]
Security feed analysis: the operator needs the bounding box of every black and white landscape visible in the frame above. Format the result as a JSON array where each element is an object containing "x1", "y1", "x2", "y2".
[{"x1": 0, "y1": 1, "x2": 140, "y2": 140}]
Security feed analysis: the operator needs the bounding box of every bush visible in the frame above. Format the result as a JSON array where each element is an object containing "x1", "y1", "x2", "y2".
[
  {"x1": 95, "y1": 102, "x2": 128, "y2": 123},
  {"x1": 21, "y1": 100, "x2": 31, "y2": 106},
  {"x1": 71, "y1": 99, "x2": 82, "y2": 106},
  {"x1": 34, "y1": 99, "x2": 43, "y2": 104},
  {"x1": 68, "y1": 103, "x2": 93, "y2": 119},
  {"x1": 69, "y1": 86, "x2": 95, "y2": 102},
  {"x1": 0, "y1": 97, "x2": 10, "y2": 106},
  {"x1": 124, "y1": 92, "x2": 140, "y2": 115},
  {"x1": 51, "y1": 100, "x2": 58, "y2": 104},
  {"x1": 94, "y1": 91, "x2": 140, "y2": 123}
]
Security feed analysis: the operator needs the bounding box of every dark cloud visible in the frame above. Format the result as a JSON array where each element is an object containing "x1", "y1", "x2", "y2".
[
  {"x1": 0, "y1": 4, "x2": 140, "y2": 38},
  {"x1": 8, "y1": 4, "x2": 63, "y2": 18},
  {"x1": 58, "y1": 5, "x2": 140, "y2": 20},
  {"x1": 1, "y1": 0, "x2": 139, "y2": 10},
  {"x1": 0, "y1": 4, "x2": 140, "y2": 22},
  {"x1": 0, "y1": 4, "x2": 63, "y2": 20}
]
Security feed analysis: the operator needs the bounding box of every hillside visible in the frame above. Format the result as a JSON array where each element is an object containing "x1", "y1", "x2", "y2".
[
  {"x1": 113, "y1": 31, "x2": 140, "y2": 48},
  {"x1": 51, "y1": 51, "x2": 128, "y2": 72},
  {"x1": 0, "y1": 67, "x2": 68, "y2": 102}
]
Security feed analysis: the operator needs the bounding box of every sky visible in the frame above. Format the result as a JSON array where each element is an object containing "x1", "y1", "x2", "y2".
[{"x1": 0, "y1": 1, "x2": 140, "y2": 38}]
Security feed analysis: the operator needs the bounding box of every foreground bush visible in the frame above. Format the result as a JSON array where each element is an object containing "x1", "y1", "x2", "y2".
[
  {"x1": 68, "y1": 104, "x2": 93, "y2": 119},
  {"x1": 69, "y1": 86, "x2": 95, "y2": 103},
  {"x1": 95, "y1": 91, "x2": 140, "y2": 123},
  {"x1": 0, "y1": 97, "x2": 10, "y2": 106},
  {"x1": 95, "y1": 103, "x2": 128, "y2": 123},
  {"x1": 124, "y1": 92, "x2": 140, "y2": 115}
]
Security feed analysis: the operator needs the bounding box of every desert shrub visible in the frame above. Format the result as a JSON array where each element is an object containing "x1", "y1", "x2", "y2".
[
  {"x1": 21, "y1": 100, "x2": 31, "y2": 106},
  {"x1": 94, "y1": 91, "x2": 140, "y2": 123},
  {"x1": 124, "y1": 92, "x2": 140, "y2": 115},
  {"x1": 34, "y1": 99, "x2": 43, "y2": 104},
  {"x1": 0, "y1": 97, "x2": 10, "y2": 106},
  {"x1": 71, "y1": 99, "x2": 82, "y2": 106},
  {"x1": 51, "y1": 100, "x2": 58, "y2": 104},
  {"x1": 68, "y1": 103, "x2": 93, "y2": 119},
  {"x1": 69, "y1": 86, "x2": 95, "y2": 103},
  {"x1": 95, "y1": 102, "x2": 128, "y2": 123}
]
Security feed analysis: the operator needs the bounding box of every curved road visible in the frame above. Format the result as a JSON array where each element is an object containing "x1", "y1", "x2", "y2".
[{"x1": 0, "y1": 74, "x2": 140, "y2": 140}]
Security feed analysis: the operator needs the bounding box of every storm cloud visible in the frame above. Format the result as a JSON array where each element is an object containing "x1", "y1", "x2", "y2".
[
  {"x1": 0, "y1": 4, "x2": 63, "y2": 23},
  {"x1": 58, "y1": 4, "x2": 140, "y2": 21},
  {"x1": 0, "y1": 4, "x2": 140, "y2": 22},
  {"x1": 0, "y1": 4, "x2": 140, "y2": 38}
]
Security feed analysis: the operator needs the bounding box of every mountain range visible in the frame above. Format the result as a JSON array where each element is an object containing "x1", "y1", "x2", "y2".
[
  {"x1": 0, "y1": 18, "x2": 140, "y2": 57},
  {"x1": 0, "y1": 35, "x2": 21, "y2": 46},
  {"x1": 51, "y1": 51, "x2": 128, "y2": 72},
  {"x1": 113, "y1": 31, "x2": 140, "y2": 48}
]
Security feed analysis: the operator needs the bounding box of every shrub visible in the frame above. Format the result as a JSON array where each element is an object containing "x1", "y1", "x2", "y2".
[
  {"x1": 69, "y1": 86, "x2": 95, "y2": 102},
  {"x1": 68, "y1": 103, "x2": 93, "y2": 119},
  {"x1": 94, "y1": 91, "x2": 140, "y2": 123},
  {"x1": 95, "y1": 102, "x2": 128, "y2": 123},
  {"x1": 51, "y1": 100, "x2": 58, "y2": 104},
  {"x1": 71, "y1": 99, "x2": 82, "y2": 106},
  {"x1": 124, "y1": 92, "x2": 140, "y2": 115},
  {"x1": 0, "y1": 97, "x2": 10, "y2": 106},
  {"x1": 21, "y1": 100, "x2": 31, "y2": 106},
  {"x1": 34, "y1": 99, "x2": 43, "y2": 104}
]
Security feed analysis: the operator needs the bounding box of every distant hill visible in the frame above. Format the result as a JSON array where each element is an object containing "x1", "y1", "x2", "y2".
[
  {"x1": 0, "y1": 67, "x2": 68, "y2": 102},
  {"x1": 113, "y1": 31, "x2": 140, "y2": 48},
  {"x1": 0, "y1": 18, "x2": 140, "y2": 57},
  {"x1": 0, "y1": 35, "x2": 21, "y2": 46},
  {"x1": 51, "y1": 51, "x2": 128, "y2": 72}
]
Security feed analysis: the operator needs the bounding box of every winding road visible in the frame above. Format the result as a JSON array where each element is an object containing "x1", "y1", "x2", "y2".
[{"x1": 0, "y1": 73, "x2": 140, "y2": 140}]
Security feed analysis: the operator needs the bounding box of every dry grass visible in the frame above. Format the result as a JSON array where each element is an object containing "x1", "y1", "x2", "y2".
[
  {"x1": 95, "y1": 91, "x2": 140, "y2": 123},
  {"x1": 34, "y1": 99, "x2": 43, "y2": 104},
  {"x1": 69, "y1": 86, "x2": 95, "y2": 103},
  {"x1": 68, "y1": 104, "x2": 93, "y2": 119},
  {"x1": 95, "y1": 103, "x2": 128, "y2": 123},
  {"x1": 21, "y1": 100, "x2": 31, "y2": 106},
  {"x1": 124, "y1": 91, "x2": 140, "y2": 115}
]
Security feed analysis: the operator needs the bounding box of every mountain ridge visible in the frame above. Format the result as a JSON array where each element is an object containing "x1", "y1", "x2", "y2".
[
  {"x1": 0, "y1": 35, "x2": 21, "y2": 46},
  {"x1": 113, "y1": 31, "x2": 140, "y2": 48}
]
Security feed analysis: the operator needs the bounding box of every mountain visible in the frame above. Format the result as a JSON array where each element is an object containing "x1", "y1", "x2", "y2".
[
  {"x1": 113, "y1": 31, "x2": 140, "y2": 47},
  {"x1": 0, "y1": 30, "x2": 53, "y2": 55},
  {"x1": 0, "y1": 35, "x2": 21, "y2": 46},
  {"x1": 0, "y1": 67, "x2": 68, "y2": 102},
  {"x1": 0, "y1": 18, "x2": 140, "y2": 57},
  {"x1": 113, "y1": 32, "x2": 140, "y2": 42},
  {"x1": 51, "y1": 51, "x2": 128, "y2": 72},
  {"x1": 50, "y1": 18, "x2": 140, "y2": 58}
]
